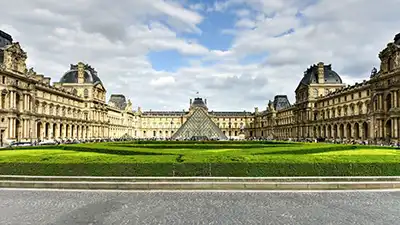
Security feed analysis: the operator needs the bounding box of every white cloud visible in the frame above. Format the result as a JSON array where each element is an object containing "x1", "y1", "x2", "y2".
[
  {"x1": 150, "y1": 76, "x2": 176, "y2": 87},
  {"x1": 0, "y1": 0, "x2": 399, "y2": 111}
]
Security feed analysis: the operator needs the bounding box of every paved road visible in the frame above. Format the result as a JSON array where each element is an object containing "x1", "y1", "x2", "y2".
[{"x1": 0, "y1": 189, "x2": 399, "y2": 225}]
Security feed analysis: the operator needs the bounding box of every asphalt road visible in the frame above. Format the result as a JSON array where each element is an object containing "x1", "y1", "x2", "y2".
[{"x1": 0, "y1": 189, "x2": 399, "y2": 225}]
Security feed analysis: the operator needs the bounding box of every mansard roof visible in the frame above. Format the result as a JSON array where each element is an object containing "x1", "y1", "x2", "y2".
[
  {"x1": 273, "y1": 95, "x2": 291, "y2": 111},
  {"x1": 299, "y1": 63, "x2": 342, "y2": 86},
  {"x1": 59, "y1": 63, "x2": 102, "y2": 84}
]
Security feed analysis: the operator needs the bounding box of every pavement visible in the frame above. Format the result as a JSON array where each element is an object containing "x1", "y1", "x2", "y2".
[{"x1": 0, "y1": 189, "x2": 399, "y2": 225}]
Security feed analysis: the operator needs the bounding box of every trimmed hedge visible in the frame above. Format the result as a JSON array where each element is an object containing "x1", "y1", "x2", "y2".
[{"x1": 0, "y1": 162, "x2": 399, "y2": 176}]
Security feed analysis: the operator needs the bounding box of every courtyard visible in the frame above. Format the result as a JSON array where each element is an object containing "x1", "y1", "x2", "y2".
[{"x1": 0, "y1": 141, "x2": 399, "y2": 177}]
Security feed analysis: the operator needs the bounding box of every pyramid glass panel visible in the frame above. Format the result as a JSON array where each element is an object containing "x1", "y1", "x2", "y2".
[{"x1": 172, "y1": 108, "x2": 227, "y2": 140}]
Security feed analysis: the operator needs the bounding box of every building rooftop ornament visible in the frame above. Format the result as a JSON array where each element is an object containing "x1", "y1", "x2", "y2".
[
  {"x1": 394, "y1": 32, "x2": 400, "y2": 45},
  {"x1": 370, "y1": 67, "x2": 378, "y2": 78},
  {"x1": 59, "y1": 62, "x2": 102, "y2": 84},
  {"x1": 190, "y1": 97, "x2": 208, "y2": 110},
  {"x1": 299, "y1": 62, "x2": 342, "y2": 86}
]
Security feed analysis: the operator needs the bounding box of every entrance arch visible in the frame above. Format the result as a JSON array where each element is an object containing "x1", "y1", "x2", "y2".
[
  {"x1": 339, "y1": 124, "x2": 344, "y2": 139},
  {"x1": 385, "y1": 119, "x2": 392, "y2": 142},
  {"x1": 346, "y1": 123, "x2": 352, "y2": 139},
  {"x1": 386, "y1": 93, "x2": 392, "y2": 111},
  {"x1": 333, "y1": 124, "x2": 338, "y2": 139},
  {"x1": 354, "y1": 123, "x2": 360, "y2": 139},
  {"x1": 16, "y1": 119, "x2": 21, "y2": 141},
  {"x1": 362, "y1": 122, "x2": 369, "y2": 140},
  {"x1": 37, "y1": 122, "x2": 42, "y2": 140},
  {"x1": 45, "y1": 123, "x2": 50, "y2": 139},
  {"x1": 327, "y1": 125, "x2": 332, "y2": 139}
]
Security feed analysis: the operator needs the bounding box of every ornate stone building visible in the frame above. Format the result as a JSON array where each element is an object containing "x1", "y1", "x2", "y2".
[
  {"x1": 1, "y1": 29, "x2": 400, "y2": 144},
  {"x1": 0, "y1": 30, "x2": 254, "y2": 144},
  {"x1": 252, "y1": 33, "x2": 400, "y2": 144}
]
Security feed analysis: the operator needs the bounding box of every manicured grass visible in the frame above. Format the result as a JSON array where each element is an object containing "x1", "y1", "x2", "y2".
[{"x1": 0, "y1": 141, "x2": 399, "y2": 176}]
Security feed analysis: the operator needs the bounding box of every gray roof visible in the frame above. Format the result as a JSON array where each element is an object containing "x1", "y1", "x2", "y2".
[
  {"x1": 0, "y1": 30, "x2": 12, "y2": 48},
  {"x1": 273, "y1": 95, "x2": 291, "y2": 111},
  {"x1": 191, "y1": 97, "x2": 207, "y2": 109},
  {"x1": 299, "y1": 63, "x2": 342, "y2": 86},
  {"x1": 109, "y1": 94, "x2": 127, "y2": 110},
  {"x1": 142, "y1": 111, "x2": 187, "y2": 116},
  {"x1": 209, "y1": 111, "x2": 252, "y2": 116},
  {"x1": 395, "y1": 33, "x2": 400, "y2": 45},
  {"x1": 60, "y1": 63, "x2": 102, "y2": 84}
]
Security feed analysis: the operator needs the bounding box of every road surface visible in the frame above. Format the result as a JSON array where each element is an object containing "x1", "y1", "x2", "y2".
[{"x1": 0, "y1": 189, "x2": 399, "y2": 224}]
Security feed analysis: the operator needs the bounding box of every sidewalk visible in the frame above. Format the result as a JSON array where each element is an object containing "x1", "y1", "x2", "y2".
[{"x1": 1, "y1": 176, "x2": 400, "y2": 190}]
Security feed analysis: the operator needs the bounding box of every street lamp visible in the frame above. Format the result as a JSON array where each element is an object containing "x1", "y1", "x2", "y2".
[
  {"x1": 170, "y1": 121, "x2": 173, "y2": 140},
  {"x1": 228, "y1": 122, "x2": 232, "y2": 139}
]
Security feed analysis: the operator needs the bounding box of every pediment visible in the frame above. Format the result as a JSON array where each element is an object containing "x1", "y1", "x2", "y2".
[{"x1": 94, "y1": 83, "x2": 106, "y2": 91}]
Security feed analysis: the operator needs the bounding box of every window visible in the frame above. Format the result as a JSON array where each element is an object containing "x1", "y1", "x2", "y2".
[
  {"x1": 84, "y1": 89, "x2": 89, "y2": 98},
  {"x1": 359, "y1": 92, "x2": 362, "y2": 98},
  {"x1": 1, "y1": 76, "x2": 5, "y2": 84},
  {"x1": 388, "y1": 57, "x2": 394, "y2": 71}
]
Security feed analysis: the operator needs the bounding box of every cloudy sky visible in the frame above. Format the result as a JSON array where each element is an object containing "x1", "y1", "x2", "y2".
[{"x1": 0, "y1": 0, "x2": 399, "y2": 111}]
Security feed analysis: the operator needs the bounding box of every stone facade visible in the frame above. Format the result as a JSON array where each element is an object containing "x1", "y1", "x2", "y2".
[
  {"x1": 0, "y1": 31, "x2": 254, "y2": 144},
  {"x1": 251, "y1": 33, "x2": 400, "y2": 144},
  {"x1": 2, "y1": 30, "x2": 400, "y2": 144}
]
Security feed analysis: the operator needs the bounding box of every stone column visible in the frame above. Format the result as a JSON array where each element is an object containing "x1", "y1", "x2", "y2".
[{"x1": 394, "y1": 118, "x2": 398, "y2": 139}]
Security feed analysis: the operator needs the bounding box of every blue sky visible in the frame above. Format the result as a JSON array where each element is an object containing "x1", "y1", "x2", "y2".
[{"x1": 1, "y1": 0, "x2": 399, "y2": 111}]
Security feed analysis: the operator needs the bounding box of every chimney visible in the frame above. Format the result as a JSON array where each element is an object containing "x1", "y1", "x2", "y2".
[
  {"x1": 317, "y1": 62, "x2": 324, "y2": 84},
  {"x1": 77, "y1": 62, "x2": 85, "y2": 84}
]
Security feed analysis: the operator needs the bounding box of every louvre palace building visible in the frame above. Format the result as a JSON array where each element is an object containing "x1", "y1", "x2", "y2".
[{"x1": 0, "y1": 29, "x2": 400, "y2": 145}]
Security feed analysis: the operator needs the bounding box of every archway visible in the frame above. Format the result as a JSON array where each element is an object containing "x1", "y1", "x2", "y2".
[
  {"x1": 53, "y1": 124, "x2": 57, "y2": 139},
  {"x1": 60, "y1": 124, "x2": 63, "y2": 138},
  {"x1": 346, "y1": 124, "x2": 352, "y2": 139},
  {"x1": 386, "y1": 93, "x2": 392, "y2": 111},
  {"x1": 322, "y1": 126, "x2": 326, "y2": 138},
  {"x1": 16, "y1": 119, "x2": 21, "y2": 141},
  {"x1": 354, "y1": 123, "x2": 360, "y2": 139},
  {"x1": 333, "y1": 124, "x2": 338, "y2": 139},
  {"x1": 385, "y1": 119, "x2": 392, "y2": 141},
  {"x1": 362, "y1": 122, "x2": 369, "y2": 140},
  {"x1": 339, "y1": 124, "x2": 344, "y2": 139},
  {"x1": 15, "y1": 93, "x2": 20, "y2": 111},
  {"x1": 327, "y1": 125, "x2": 332, "y2": 139},
  {"x1": 45, "y1": 123, "x2": 50, "y2": 139},
  {"x1": 66, "y1": 125, "x2": 69, "y2": 138},
  {"x1": 37, "y1": 122, "x2": 42, "y2": 140}
]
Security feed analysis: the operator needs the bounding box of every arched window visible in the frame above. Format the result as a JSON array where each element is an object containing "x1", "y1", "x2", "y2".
[
  {"x1": 313, "y1": 88, "x2": 318, "y2": 97},
  {"x1": 388, "y1": 57, "x2": 394, "y2": 71},
  {"x1": 72, "y1": 88, "x2": 77, "y2": 95},
  {"x1": 84, "y1": 89, "x2": 89, "y2": 98}
]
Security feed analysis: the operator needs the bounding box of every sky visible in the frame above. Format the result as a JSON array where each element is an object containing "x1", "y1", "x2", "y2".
[{"x1": 0, "y1": 0, "x2": 399, "y2": 111}]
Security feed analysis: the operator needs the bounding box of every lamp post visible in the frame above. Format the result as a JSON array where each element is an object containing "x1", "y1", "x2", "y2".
[
  {"x1": 228, "y1": 122, "x2": 232, "y2": 139},
  {"x1": 170, "y1": 121, "x2": 173, "y2": 140}
]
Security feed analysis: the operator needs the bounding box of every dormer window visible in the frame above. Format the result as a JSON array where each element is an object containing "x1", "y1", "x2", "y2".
[{"x1": 388, "y1": 57, "x2": 394, "y2": 71}]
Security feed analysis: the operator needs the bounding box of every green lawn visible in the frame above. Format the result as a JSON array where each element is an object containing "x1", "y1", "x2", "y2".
[{"x1": 0, "y1": 141, "x2": 399, "y2": 176}]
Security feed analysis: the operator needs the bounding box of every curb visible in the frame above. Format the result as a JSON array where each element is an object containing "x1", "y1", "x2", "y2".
[
  {"x1": 1, "y1": 180, "x2": 400, "y2": 190},
  {"x1": 1, "y1": 175, "x2": 400, "y2": 182}
]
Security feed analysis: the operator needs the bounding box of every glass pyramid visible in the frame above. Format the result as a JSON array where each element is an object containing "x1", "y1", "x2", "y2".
[{"x1": 172, "y1": 107, "x2": 228, "y2": 140}]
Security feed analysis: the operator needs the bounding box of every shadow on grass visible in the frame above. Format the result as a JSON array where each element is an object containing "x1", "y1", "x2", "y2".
[
  {"x1": 111, "y1": 144, "x2": 299, "y2": 150},
  {"x1": 0, "y1": 162, "x2": 399, "y2": 176},
  {"x1": 62, "y1": 146, "x2": 177, "y2": 156},
  {"x1": 253, "y1": 146, "x2": 358, "y2": 155}
]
